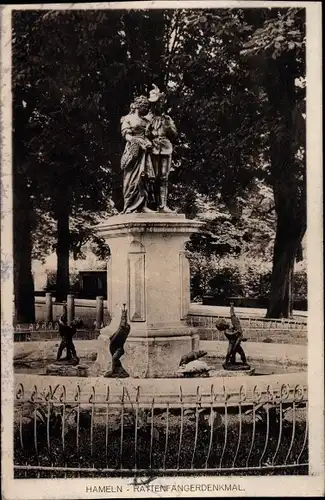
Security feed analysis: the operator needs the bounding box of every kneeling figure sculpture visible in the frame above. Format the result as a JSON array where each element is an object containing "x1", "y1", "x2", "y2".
[{"x1": 57, "y1": 312, "x2": 83, "y2": 365}]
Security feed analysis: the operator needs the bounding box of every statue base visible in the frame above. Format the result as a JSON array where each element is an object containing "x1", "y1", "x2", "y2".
[
  {"x1": 177, "y1": 372, "x2": 210, "y2": 378},
  {"x1": 94, "y1": 212, "x2": 203, "y2": 378},
  {"x1": 104, "y1": 365, "x2": 129, "y2": 378},
  {"x1": 222, "y1": 362, "x2": 251, "y2": 371},
  {"x1": 95, "y1": 332, "x2": 200, "y2": 378},
  {"x1": 54, "y1": 357, "x2": 79, "y2": 366}
]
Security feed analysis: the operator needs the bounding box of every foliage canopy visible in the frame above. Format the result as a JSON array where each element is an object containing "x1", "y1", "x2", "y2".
[{"x1": 12, "y1": 7, "x2": 306, "y2": 319}]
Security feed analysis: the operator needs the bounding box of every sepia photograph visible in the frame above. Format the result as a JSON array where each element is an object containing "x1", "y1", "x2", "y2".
[{"x1": 1, "y1": 1, "x2": 323, "y2": 498}]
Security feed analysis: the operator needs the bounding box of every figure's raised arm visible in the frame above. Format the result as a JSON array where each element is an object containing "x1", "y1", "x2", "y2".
[{"x1": 230, "y1": 302, "x2": 243, "y2": 336}]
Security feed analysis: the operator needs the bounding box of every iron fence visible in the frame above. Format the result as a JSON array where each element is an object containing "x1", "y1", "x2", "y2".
[
  {"x1": 14, "y1": 379, "x2": 308, "y2": 478},
  {"x1": 14, "y1": 326, "x2": 99, "y2": 342}
]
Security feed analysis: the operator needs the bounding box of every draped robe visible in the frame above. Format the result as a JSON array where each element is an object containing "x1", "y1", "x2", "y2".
[{"x1": 120, "y1": 114, "x2": 155, "y2": 214}]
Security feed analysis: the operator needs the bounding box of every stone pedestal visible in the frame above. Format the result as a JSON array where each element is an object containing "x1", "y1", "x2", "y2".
[
  {"x1": 210, "y1": 368, "x2": 255, "y2": 377},
  {"x1": 95, "y1": 213, "x2": 203, "y2": 378}
]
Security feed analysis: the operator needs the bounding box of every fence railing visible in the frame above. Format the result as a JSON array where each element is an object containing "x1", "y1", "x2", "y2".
[
  {"x1": 14, "y1": 379, "x2": 308, "y2": 478},
  {"x1": 14, "y1": 324, "x2": 99, "y2": 342}
]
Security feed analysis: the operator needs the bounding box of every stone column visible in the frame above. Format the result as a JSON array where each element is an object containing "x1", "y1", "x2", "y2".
[
  {"x1": 67, "y1": 294, "x2": 75, "y2": 325},
  {"x1": 45, "y1": 293, "x2": 53, "y2": 323},
  {"x1": 95, "y1": 213, "x2": 203, "y2": 378},
  {"x1": 95, "y1": 296, "x2": 104, "y2": 329}
]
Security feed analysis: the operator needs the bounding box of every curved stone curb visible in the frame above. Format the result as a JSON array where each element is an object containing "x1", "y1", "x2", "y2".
[{"x1": 14, "y1": 371, "x2": 307, "y2": 408}]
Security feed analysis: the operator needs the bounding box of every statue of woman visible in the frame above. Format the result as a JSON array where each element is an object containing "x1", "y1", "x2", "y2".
[{"x1": 120, "y1": 95, "x2": 155, "y2": 214}]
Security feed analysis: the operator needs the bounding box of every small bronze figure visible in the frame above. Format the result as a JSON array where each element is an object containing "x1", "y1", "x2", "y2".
[
  {"x1": 216, "y1": 303, "x2": 250, "y2": 371},
  {"x1": 104, "y1": 304, "x2": 131, "y2": 378},
  {"x1": 57, "y1": 307, "x2": 83, "y2": 365}
]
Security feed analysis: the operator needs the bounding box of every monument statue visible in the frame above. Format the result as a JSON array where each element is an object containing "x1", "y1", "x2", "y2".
[
  {"x1": 120, "y1": 86, "x2": 177, "y2": 214},
  {"x1": 120, "y1": 95, "x2": 155, "y2": 214},
  {"x1": 57, "y1": 307, "x2": 83, "y2": 365},
  {"x1": 146, "y1": 84, "x2": 177, "y2": 213},
  {"x1": 104, "y1": 304, "x2": 131, "y2": 378},
  {"x1": 94, "y1": 87, "x2": 202, "y2": 378},
  {"x1": 216, "y1": 303, "x2": 250, "y2": 371}
]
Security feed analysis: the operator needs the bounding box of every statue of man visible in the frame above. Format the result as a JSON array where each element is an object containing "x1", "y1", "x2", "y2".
[
  {"x1": 57, "y1": 313, "x2": 83, "y2": 365},
  {"x1": 146, "y1": 84, "x2": 177, "y2": 213},
  {"x1": 216, "y1": 304, "x2": 249, "y2": 369}
]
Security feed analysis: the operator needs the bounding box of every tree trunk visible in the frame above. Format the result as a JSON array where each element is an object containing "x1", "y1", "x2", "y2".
[
  {"x1": 266, "y1": 162, "x2": 306, "y2": 318},
  {"x1": 265, "y1": 58, "x2": 306, "y2": 319},
  {"x1": 285, "y1": 259, "x2": 294, "y2": 317},
  {"x1": 12, "y1": 86, "x2": 37, "y2": 324},
  {"x1": 266, "y1": 149, "x2": 306, "y2": 319},
  {"x1": 55, "y1": 204, "x2": 70, "y2": 302},
  {"x1": 266, "y1": 222, "x2": 301, "y2": 318},
  {"x1": 13, "y1": 178, "x2": 35, "y2": 323}
]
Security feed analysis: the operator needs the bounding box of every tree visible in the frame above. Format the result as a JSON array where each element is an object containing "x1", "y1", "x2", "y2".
[
  {"x1": 165, "y1": 8, "x2": 306, "y2": 317},
  {"x1": 241, "y1": 7, "x2": 306, "y2": 317},
  {"x1": 185, "y1": 182, "x2": 276, "y2": 300},
  {"x1": 13, "y1": 10, "x2": 121, "y2": 301},
  {"x1": 13, "y1": 170, "x2": 36, "y2": 323},
  {"x1": 12, "y1": 9, "x2": 174, "y2": 305},
  {"x1": 12, "y1": 8, "x2": 306, "y2": 318},
  {"x1": 12, "y1": 11, "x2": 42, "y2": 322},
  {"x1": 165, "y1": 9, "x2": 266, "y2": 212}
]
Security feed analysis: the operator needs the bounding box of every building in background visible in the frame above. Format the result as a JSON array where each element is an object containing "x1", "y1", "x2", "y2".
[{"x1": 32, "y1": 251, "x2": 107, "y2": 299}]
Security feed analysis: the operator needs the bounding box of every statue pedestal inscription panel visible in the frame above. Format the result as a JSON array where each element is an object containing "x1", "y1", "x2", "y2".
[{"x1": 95, "y1": 213, "x2": 203, "y2": 378}]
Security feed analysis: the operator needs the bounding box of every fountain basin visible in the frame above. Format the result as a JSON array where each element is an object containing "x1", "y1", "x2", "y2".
[{"x1": 14, "y1": 339, "x2": 307, "y2": 378}]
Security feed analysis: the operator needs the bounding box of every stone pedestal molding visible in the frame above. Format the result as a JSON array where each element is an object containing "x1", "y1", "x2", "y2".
[{"x1": 95, "y1": 213, "x2": 203, "y2": 378}]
